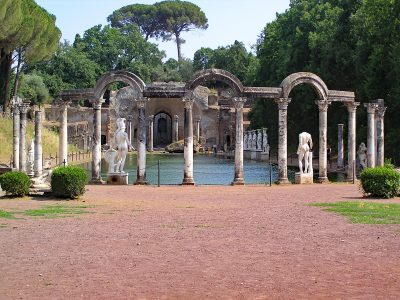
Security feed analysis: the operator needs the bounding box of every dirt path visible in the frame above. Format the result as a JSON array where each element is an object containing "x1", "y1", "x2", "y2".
[{"x1": 0, "y1": 184, "x2": 399, "y2": 299}]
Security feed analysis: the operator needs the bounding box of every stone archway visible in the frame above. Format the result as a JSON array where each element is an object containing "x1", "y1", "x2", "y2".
[
  {"x1": 154, "y1": 112, "x2": 172, "y2": 148},
  {"x1": 279, "y1": 72, "x2": 329, "y2": 101}
]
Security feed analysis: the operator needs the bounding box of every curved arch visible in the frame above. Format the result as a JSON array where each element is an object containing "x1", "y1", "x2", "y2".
[
  {"x1": 185, "y1": 69, "x2": 244, "y2": 96},
  {"x1": 93, "y1": 71, "x2": 145, "y2": 100},
  {"x1": 280, "y1": 72, "x2": 329, "y2": 100}
]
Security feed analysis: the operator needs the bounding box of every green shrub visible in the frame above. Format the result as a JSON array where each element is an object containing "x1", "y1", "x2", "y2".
[
  {"x1": 0, "y1": 171, "x2": 31, "y2": 196},
  {"x1": 51, "y1": 166, "x2": 88, "y2": 199},
  {"x1": 360, "y1": 166, "x2": 400, "y2": 198}
]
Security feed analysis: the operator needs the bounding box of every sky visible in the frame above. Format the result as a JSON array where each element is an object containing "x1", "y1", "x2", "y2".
[{"x1": 35, "y1": 0, "x2": 291, "y2": 60}]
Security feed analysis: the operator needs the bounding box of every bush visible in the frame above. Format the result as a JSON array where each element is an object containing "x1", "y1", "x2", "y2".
[
  {"x1": 0, "y1": 171, "x2": 31, "y2": 196},
  {"x1": 360, "y1": 166, "x2": 400, "y2": 198},
  {"x1": 51, "y1": 166, "x2": 88, "y2": 199}
]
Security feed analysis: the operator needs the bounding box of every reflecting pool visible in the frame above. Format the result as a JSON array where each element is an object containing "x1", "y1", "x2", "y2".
[{"x1": 79, "y1": 153, "x2": 344, "y2": 185}]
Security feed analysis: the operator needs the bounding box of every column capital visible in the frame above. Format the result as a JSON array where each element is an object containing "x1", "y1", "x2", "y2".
[
  {"x1": 19, "y1": 101, "x2": 31, "y2": 114},
  {"x1": 174, "y1": 115, "x2": 179, "y2": 121},
  {"x1": 147, "y1": 115, "x2": 154, "y2": 122},
  {"x1": 136, "y1": 97, "x2": 149, "y2": 108},
  {"x1": 127, "y1": 115, "x2": 133, "y2": 122},
  {"x1": 338, "y1": 123, "x2": 344, "y2": 128},
  {"x1": 364, "y1": 103, "x2": 379, "y2": 114},
  {"x1": 232, "y1": 97, "x2": 246, "y2": 109},
  {"x1": 316, "y1": 100, "x2": 331, "y2": 112},
  {"x1": 275, "y1": 98, "x2": 291, "y2": 110},
  {"x1": 92, "y1": 100, "x2": 103, "y2": 110},
  {"x1": 377, "y1": 106, "x2": 387, "y2": 118},
  {"x1": 183, "y1": 98, "x2": 194, "y2": 109},
  {"x1": 344, "y1": 101, "x2": 360, "y2": 113}
]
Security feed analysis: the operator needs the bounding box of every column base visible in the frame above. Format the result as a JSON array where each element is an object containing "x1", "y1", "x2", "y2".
[
  {"x1": 89, "y1": 178, "x2": 105, "y2": 185},
  {"x1": 277, "y1": 178, "x2": 291, "y2": 185},
  {"x1": 232, "y1": 178, "x2": 245, "y2": 186},
  {"x1": 317, "y1": 177, "x2": 330, "y2": 184},
  {"x1": 182, "y1": 177, "x2": 195, "y2": 186},
  {"x1": 346, "y1": 177, "x2": 359, "y2": 183},
  {"x1": 134, "y1": 179, "x2": 148, "y2": 185}
]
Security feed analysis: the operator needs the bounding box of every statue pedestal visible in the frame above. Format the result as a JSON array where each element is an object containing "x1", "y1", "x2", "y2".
[
  {"x1": 107, "y1": 173, "x2": 129, "y2": 185},
  {"x1": 295, "y1": 173, "x2": 313, "y2": 184}
]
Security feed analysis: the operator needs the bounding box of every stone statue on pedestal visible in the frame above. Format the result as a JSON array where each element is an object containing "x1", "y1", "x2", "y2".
[
  {"x1": 27, "y1": 139, "x2": 35, "y2": 177},
  {"x1": 251, "y1": 131, "x2": 257, "y2": 150},
  {"x1": 357, "y1": 142, "x2": 368, "y2": 170},
  {"x1": 262, "y1": 128, "x2": 269, "y2": 154},
  {"x1": 257, "y1": 129, "x2": 262, "y2": 151},
  {"x1": 297, "y1": 132, "x2": 313, "y2": 174}
]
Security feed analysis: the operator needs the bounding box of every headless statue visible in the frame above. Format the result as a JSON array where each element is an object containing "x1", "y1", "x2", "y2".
[{"x1": 297, "y1": 132, "x2": 313, "y2": 174}]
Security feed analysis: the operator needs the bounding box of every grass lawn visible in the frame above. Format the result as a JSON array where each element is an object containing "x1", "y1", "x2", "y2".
[
  {"x1": 311, "y1": 201, "x2": 400, "y2": 224},
  {"x1": 0, "y1": 205, "x2": 92, "y2": 220}
]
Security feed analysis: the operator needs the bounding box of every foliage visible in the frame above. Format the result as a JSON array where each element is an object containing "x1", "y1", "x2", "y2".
[
  {"x1": 108, "y1": 0, "x2": 208, "y2": 64},
  {"x1": 360, "y1": 166, "x2": 400, "y2": 198},
  {"x1": 25, "y1": 205, "x2": 90, "y2": 218},
  {"x1": 0, "y1": 171, "x2": 31, "y2": 196},
  {"x1": 51, "y1": 166, "x2": 88, "y2": 199},
  {"x1": 0, "y1": 0, "x2": 61, "y2": 107},
  {"x1": 311, "y1": 201, "x2": 400, "y2": 224},
  {"x1": 74, "y1": 24, "x2": 165, "y2": 82},
  {"x1": 0, "y1": 210, "x2": 16, "y2": 219},
  {"x1": 193, "y1": 41, "x2": 258, "y2": 85},
  {"x1": 17, "y1": 74, "x2": 50, "y2": 106}
]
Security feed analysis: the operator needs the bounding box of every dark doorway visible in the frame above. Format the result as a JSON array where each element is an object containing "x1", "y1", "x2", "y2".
[{"x1": 154, "y1": 113, "x2": 172, "y2": 148}]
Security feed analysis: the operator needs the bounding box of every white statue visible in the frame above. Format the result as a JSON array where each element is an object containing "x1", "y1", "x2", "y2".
[
  {"x1": 297, "y1": 132, "x2": 313, "y2": 174},
  {"x1": 358, "y1": 142, "x2": 368, "y2": 170},
  {"x1": 257, "y1": 129, "x2": 263, "y2": 151},
  {"x1": 105, "y1": 118, "x2": 134, "y2": 173},
  {"x1": 262, "y1": 128, "x2": 269, "y2": 153},
  {"x1": 244, "y1": 132, "x2": 248, "y2": 150},
  {"x1": 251, "y1": 131, "x2": 257, "y2": 150}
]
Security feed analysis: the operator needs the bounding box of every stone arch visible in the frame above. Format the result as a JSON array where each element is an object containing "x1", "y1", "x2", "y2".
[
  {"x1": 93, "y1": 71, "x2": 145, "y2": 100},
  {"x1": 185, "y1": 69, "x2": 244, "y2": 96},
  {"x1": 280, "y1": 72, "x2": 329, "y2": 100}
]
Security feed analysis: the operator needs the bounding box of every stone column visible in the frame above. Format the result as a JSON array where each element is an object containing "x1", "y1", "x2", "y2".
[
  {"x1": 91, "y1": 100, "x2": 103, "y2": 183},
  {"x1": 275, "y1": 98, "x2": 291, "y2": 184},
  {"x1": 127, "y1": 116, "x2": 132, "y2": 146},
  {"x1": 365, "y1": 103, "x2": 379, "y2": 168},
  {"x1": 345, "y1": 102, "x2": 360, "y2": 181},
  {"x1": 195, "y1": 118, "x2": 201, "y2": 142},
  {"x1": 135, "y1": 98, "x2": 149, "y2": 185},
  {"x1": 12, "y1": 102, "x2": 20, "y2": 170},
  {"x1": 182, "y1": 98, "x2": 195, "y2": 185},
  {"x1": 337, "y1": 124, "x2": 344, "y2": 169},
  {"x1": 316, "y1": 100, "x2": 331, "y2": 183},
  {"x1": 376, "y1": 100, "x2": 386, "y2": 166},
  {"x1": 34, "y1": 110, "x2": 43, "y2": 177},
  {"x1": 174, "y1": 115, "x2": 179, "y2": 142},
  {"x1": 19, "y1": 102, "x2": 30, "y2": 173},
  {"x1": 148, "y1": 115, "x2": 154, "y2": 152},
  {"x1": 232, "y1": 97, "x2": 246, "y2": 185},
  {"x1": 59, "y1": 101, "x2": 69, "y2": 166}
]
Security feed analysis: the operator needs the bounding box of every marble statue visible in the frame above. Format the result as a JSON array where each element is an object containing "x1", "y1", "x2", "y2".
[
  {"x1": 262, "y1": 129, "x2": 269, "y2": 153},
  {"x1": 357, "y1": 142, "x2": 368, "y2": 170},
  {"x1": 251, "y1": 131, "x2": 257, "y2": 150},
  {"x1": 105, "y1": 118, "x2": 134, "y2": 173},
  {"x1": 297, "y1": 132, "x2": 313, "y2": 174},
  {"x1": 257, "y1": 129, "x2": 262, "y2": 151},
  {"x1": 244, "y1": 132, "x2": 248, "y2": 150}
]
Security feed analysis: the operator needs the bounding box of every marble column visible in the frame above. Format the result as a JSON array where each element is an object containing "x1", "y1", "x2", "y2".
[
  {"x1": 135, "y1": 98, "x2": 149, "y2": 185},
  {"x1": 174, "y1": 115, "x2": 179, "y2": 142},
  {"x1": 317, "y1": 100, "x2": 331, "y2": 183},
  {"x1": 337, "y1": 124, "x2": 344, "y2": 169},
  {"x1": 59, "y1": 101, "x2": 69, "y2": 166},
  {"x1": 182, "y1": 98, "x2": 195, "y2": 185},
  {"x1": 12, "y1": 103, "x2": 20, "y2": 170},
  {"x1": 195, "y1": 118, "x2": 201, "y2": 142},
  {"x1": 127, "y1": 116, "x2": 132, "y2": 147},
  {"x1": 365, "y1": 103, "x2": 379, "y2": 168},
  {"x1": 376, "y1": 100, "x2": 386, "y2": 166},
  {"x1": 275, "y1": 98, "x2": 291, "y2": 184},
  {"x1": 148, "y1": 115, "x2": 154, "y2": 152},
  {"x1": 345, "y1": 102, "x2": 360, "y2": 181},
  {"x1": 232, "y1": 97, "x2": 246, "y2": 185},
  {"x1": 34, "y1": 110, "x2": 43, "y2": 177},
  {"x1": 91, "y1": 100, "x2": 103, "y2": 183},
  {"x1": 19, "y1": 102, "x2": 30, "y2": 173}
]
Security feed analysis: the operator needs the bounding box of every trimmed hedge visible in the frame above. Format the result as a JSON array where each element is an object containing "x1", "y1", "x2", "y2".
[
  {"x1": 0, "y1": 171, "x2": 31, "y2": 196},
  {"x1": 360, "y1": 166, "x2": 400, "y2": 198},
  {"x1": 51, "y1": 166, "x2": 88, "y2": 199}
]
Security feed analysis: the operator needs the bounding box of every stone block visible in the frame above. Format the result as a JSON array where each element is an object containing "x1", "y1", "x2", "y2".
[
  {"x1": 295, "y1": 173, "x2": 313, "y2": 184},
  {"x1": 107, "y1": 173, "x2": 129, "y2": 185}
]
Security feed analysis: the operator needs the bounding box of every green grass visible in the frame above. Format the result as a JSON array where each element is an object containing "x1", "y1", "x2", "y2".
[
  {"x1": 24, "y1": 205, "x2": 92, "y2": 218},
  {"x1": 310, "y1": 201, "x2": 400, "y2": 224},
  {"x1": 0, "y1": 210, "x2": 15, "y2": 219}
]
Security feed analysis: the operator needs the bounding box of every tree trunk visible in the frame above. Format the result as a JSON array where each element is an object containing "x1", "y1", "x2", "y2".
[
  {"x1": 13, "y1": 49, "x2": 22, "y2": 97},
  {"x1": 175, "y1": 33, "x2": 182, "y2": 70},
  {"x1": 0, "y1": 49, "x2": 12, "y2": 109}
]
